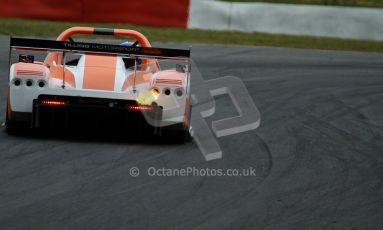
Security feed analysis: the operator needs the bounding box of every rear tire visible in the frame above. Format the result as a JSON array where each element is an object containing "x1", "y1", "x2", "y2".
[
  {"x1": 170, "y1": 129, "x2": 191, "y2": 144},
  {"x1": 161, "y1": 124, "x2": 191, "y2": 144},
  {"x1": 5, "y1": 104, "x2": 29, "y2": 135},
  {"x1": 185, "y1": 128, "x2": 192, "y2": 143},
  {"x1": 174, "y1": 129, "x2": 191, "y2": 144}
]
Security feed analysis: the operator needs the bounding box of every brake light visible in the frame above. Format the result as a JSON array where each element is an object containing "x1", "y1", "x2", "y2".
[
  {"x1": 39, "y1": 100, "x2": 67, "y2": 106},
  {"x1": 128, "y1": 105, "x2": 152, "y2": 111}
]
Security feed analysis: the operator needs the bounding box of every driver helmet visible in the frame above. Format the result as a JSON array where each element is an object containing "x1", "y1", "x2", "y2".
[
  {"x1": 120, "y1": 42, "x2": 133, "y2": 47},
  {"x1": 120, "y1": 42, "x2": 142, "y2": 67}
]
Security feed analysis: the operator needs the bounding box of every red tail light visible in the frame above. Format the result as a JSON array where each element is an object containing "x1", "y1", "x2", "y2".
[
  {"x1": 128, "y1": 105, "x2": 152, "y2": 111},
  {"x1": 39, "y1": 100, "x2": 68, "y2": 106}
]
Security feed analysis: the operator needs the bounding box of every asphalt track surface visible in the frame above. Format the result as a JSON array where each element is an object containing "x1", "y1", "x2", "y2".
[{"x1": 0, "y1": 35, "x2": 382, "y2": 230}]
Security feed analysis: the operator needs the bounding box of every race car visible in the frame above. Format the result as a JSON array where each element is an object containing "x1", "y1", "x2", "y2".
[{"x1": 6, "y1": 27, "x2": 192, "y2": 142}]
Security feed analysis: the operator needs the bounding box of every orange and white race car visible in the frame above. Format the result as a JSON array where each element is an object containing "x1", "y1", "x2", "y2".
[{"x1": 6, "y1": 27, "x2": 192, "y2": 142}]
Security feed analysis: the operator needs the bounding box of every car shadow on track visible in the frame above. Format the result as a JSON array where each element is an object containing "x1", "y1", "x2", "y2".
[{"x1": 2, "y1": 125, "x2": 191, "y2": 146}]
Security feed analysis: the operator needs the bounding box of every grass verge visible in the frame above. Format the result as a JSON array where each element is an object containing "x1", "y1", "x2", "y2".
[{"x1": 0, "y1": 18, "x2": 382, "y2": 52}]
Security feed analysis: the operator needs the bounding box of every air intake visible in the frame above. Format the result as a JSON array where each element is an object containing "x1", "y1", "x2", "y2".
[
  {"x1": 155, "y1": 78, "x2": 182, "y2": 85},
  {"x1": 16, "y1": 70, "x2": 44, "y2": 77}
]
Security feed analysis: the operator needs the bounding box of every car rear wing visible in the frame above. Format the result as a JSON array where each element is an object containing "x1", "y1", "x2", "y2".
[
  {"x1": 10, "y1": 37, "x2": 191, "y2": 60},
  {"x1": 9, "y1": 37, "x2": 192, "y2": 95}
]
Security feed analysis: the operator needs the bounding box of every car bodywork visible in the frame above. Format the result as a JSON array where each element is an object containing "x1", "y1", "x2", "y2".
[{"x1": 6, "y1": 27, "x2": 192, "y2": 141}]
